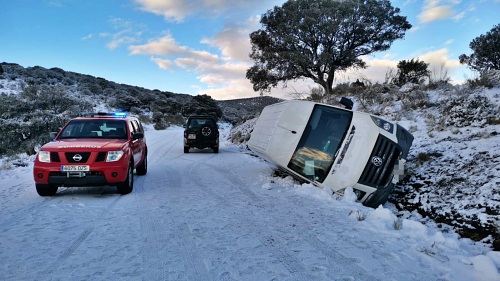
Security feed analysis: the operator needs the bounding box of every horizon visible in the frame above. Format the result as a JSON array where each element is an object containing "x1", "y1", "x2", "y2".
[{"x1": 1, "y1": 0, "x2": 499, "y2": 100}]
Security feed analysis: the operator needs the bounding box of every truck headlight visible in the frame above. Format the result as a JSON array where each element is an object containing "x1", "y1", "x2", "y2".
[
  {"x1": 106, "y1": 151, "x2": 124, "y2": 162},
  {"x1": 371, "y1": 116, "x2": 394, "y2": 133},
  {"x1": 38, "y1": 151, "x2": 51, "y2": 163}
]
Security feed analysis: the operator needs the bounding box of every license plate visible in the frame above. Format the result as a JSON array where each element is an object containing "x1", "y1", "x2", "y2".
[
  {"x1": 61, "y1": 165, "x2": 90, "y2": 172},
  {"x1": 188, "y1": 134, "x2": 196, "y2": 139}
]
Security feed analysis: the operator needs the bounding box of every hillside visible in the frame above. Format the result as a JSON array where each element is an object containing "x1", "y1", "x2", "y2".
[
  {"x1": 0, "y1": 62, "x2": 499, "y2": 250},
  {"x1": 227, "y1": 85, "x2": 500, "y2": 250},
  {"x1": 0, "y1": 62, "x2": 268, "y2": 155}
]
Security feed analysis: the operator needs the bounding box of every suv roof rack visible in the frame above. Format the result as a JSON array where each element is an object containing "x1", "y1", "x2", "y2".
[{"x1": 188, "y1": 114, "x2": 218, "y2": 119}]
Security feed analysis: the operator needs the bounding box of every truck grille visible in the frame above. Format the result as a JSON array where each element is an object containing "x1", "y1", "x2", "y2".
[
  {"x1": 65, "y1": 152, "x2": 91, "y2": 163},
  {"x1": 51, "y1": 152, "x2": 61, "y2": 163},
  {"x1": 95, "y1": 152, "x2": 107, "y2": 162},
  {"x1": 358, "y1": 135, "x2": 401, "y2": 189}
]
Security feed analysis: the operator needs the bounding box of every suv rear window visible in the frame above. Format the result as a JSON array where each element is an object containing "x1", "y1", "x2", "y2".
[{"x1": 187, "y1": 118, "x2": 216, "y2": 129}]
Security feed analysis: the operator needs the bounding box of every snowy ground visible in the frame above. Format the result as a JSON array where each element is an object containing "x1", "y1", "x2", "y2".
[{"x1": 0, "y1": 125, "x2": 499, "y2": 281}]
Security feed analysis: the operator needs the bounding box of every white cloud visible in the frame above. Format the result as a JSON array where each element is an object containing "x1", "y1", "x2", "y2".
[
  {"x1": 444, "y1": 39, "x2": 454, "y2": 45},
  {"x1": 418, "y1": 5, "x2": 454, "y2": 23},
  {"x1": 127, "y1": 16, "x2": 262, "y2": 99},
  {"x1": 453, "y1": 11, "x2": 466, "y2": 20},
  {"x1": 133, "y1": 0, "x2": 274, "y2": 22},
  {"x1": 81, "y1": 33, "x2": 93, "y2": 40},
  {"x1": 107, "y1": 34, "x2": 138, "y2": 50},
  {"x1": 199, "y1": 78, "x2": 255, "y2": 100},
  {"x1": 419, "y1": 48, "x2": 461, "y2": 69},
  {"x1": 99, "y1": 18, "x2": 144, "y2": 50},
  {"x1": 201, "y1": 25, "x2": 252, "y2": 62},
  {"x1": 151, "y1": 57, "x2": 173, "y2": 70},
  {"x1": 125, "y1": 0, "x2": 288, "y2": 99},
  {"x1": 341, "y1": 48, "x2": 468, "y2": 86},
  {"x1": 417, "y1": 0, "x2": 470, "y2": 23},
  {"x1": 133, "y1": 0, "x2": 193, "y2": 22},
  {"x1": 129, "y1": 34, "x2": 188, "y2": 56},
  {"x1": 344, "y1": 57, "x2": 398, "y2": 84}
]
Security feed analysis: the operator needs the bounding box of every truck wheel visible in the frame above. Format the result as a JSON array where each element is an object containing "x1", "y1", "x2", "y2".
[
  {"x1": 213, "y1": 147, "x2": 219, "y2": 153},
  {"x1": 184, "y1": 146, "x2": 189, "y2": 153},
  {"x1": 117, "y1": 162, "x2": 133, "y2": 195},
  {"x1": 36, "y1": 184, "x2": 58, "y2": 196},
  {"x1": 136, "y1": 154, "x2": 147, "y2": 175}
]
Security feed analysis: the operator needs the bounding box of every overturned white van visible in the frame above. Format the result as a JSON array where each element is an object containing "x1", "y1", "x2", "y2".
[{"x1": 248, "y1": 99, "x2": 413, "y2": 208}]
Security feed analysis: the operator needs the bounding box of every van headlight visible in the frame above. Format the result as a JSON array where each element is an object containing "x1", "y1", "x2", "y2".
[
  {"x1": 371, "y1": 116, "x2": 394, "y2": 133},
  {"x1": 106, "y1": 151, "x2": 124, "y2": 162},
  {"x1": 38, "y1": 151, "x2": 51, "y2": 163}
]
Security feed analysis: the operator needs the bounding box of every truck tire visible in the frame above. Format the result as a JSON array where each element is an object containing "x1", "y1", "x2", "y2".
[
  {"x1": 36, "y1": 184, "x2": 58, "y2": 196},
  {"x1": 136, "y1": 154, "x2": 147, "y2": 176},
  {"x1": 117, "y1": 162, "x2": 133, "y2": 195}
]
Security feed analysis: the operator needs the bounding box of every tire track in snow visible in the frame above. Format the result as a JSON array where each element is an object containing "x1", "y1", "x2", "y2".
[
  {"x1": 223, "y1": 157, "x2": 381, "y2": 279},
  {"x1": 145, "y1": 133, "x2": 178, "y2": 164},
  {"x1": 187, "y1": 162, "x2": 226, "y2": 204},
  {"x1": 132, "y1": 155, "x2": 222, "y2": 281},
  {"x1": 39, "y1": 194, "x2": 123, "y2": 278},
  {"x1": 202, "y1": 162, "x2": 261, "y2": 202},
  {"x1": 279, "y1": 194, "x2": 382, "y2": 280},
  {"x1": 133, "y1": 168, "x2": 168, "y2": 281},
  {"x1": 178, "y1": 223, "x2": 214, "y2": 281},
  {"x1": 188, "y1": 162, "x2": 318, "y2": 280},
  {"x1": 0, "y1": 188, "x2": 72, "y2": 229},
  {"x1": 134, "y1": 157, "x2": 211, "y2": 281},
  {"x1": 190, "y1": 159, "x2": 379, "y2": 280}
]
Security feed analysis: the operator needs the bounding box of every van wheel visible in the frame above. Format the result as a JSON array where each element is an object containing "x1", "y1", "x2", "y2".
[
  {"x1": 36, "y1": 184, "x2": 58, "y2": 196},
  {"x1": 213, "y1": 147, "x2": 219, "y2": 153},
  {"x1": 117, "y1": 162, "x2": 133, "y2": 195},
  {"x1": 184, "y1": 146, "x2": 189, "y2": 153}
]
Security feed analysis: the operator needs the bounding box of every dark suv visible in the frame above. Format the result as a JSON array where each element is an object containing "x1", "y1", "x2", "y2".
[{"x1": 183, "y1": 115, "x2": 219, "y2": 153}]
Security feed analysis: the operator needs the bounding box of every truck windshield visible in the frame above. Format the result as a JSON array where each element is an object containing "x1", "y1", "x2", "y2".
[
  {"x1": 287, "y1": 105, "x2": 352, "y2": 183},
  {"x1": 58, "y1": 120, "x2": 128, "y2": 139}
]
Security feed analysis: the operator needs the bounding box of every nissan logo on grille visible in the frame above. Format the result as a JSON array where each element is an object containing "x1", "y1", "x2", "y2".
[
  {"x1": 73, "y1": 154, "x2": 83, "y2": 162},
  {"x1": 371, "y1": 156, "x2": 383, "y2": 167}
]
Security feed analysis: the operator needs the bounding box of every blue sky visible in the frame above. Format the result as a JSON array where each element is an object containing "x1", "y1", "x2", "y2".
[{"x1": 1, "y1": 0, "x2": 499, "y2": 100}]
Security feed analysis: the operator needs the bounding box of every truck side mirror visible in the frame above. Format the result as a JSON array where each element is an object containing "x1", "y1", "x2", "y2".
[{"x1": 132, "y1": 132, "x2": 144, "y2": 140}]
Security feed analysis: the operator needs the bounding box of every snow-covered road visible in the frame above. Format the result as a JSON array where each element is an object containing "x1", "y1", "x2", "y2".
[{"x1": 0, "y1": 126, "x2": 498, "y2": 281}]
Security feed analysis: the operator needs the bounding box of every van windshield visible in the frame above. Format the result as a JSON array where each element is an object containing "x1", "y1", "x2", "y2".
[{"x1": 287, "y1": 105, "x2": 352, "y2": 183}]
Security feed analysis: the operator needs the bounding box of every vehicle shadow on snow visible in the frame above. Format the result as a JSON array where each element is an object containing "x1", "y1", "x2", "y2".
[
  {"x1": 54, "y1": 185, "x2": 123, "y2": 197},
  {"x1": 187, "y1": 148, "x2": 220, "y2": 154}
]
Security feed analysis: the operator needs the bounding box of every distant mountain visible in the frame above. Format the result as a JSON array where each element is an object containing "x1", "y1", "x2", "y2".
[
  {"x1": 0, "y1": 62, "x2": 280, "y2": 120},
  {"x1": 218, "y1": 96, "x2": 283, "y2": 124},
  {"x1": 0, "y1": 62, "x2": 281, "y2": 155}
]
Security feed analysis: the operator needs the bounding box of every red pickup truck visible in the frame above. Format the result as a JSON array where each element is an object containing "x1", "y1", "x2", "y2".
[{"x1": 33, "y1": 112, "x2": 148, "y2": 196}]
